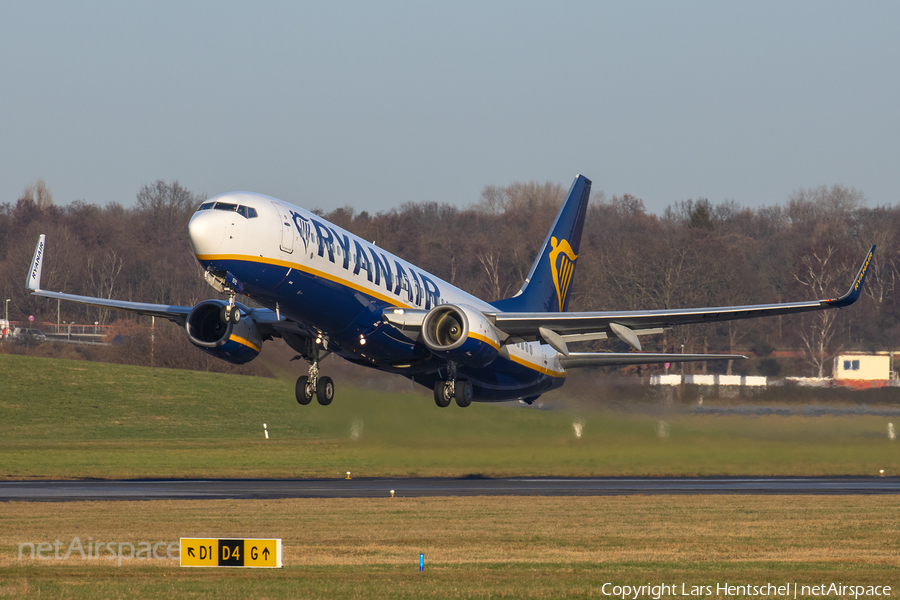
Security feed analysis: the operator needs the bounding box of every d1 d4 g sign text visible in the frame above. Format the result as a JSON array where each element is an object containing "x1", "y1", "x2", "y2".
[{"x1": 180, "y1": 538, "x2": 282, "y2": 568}]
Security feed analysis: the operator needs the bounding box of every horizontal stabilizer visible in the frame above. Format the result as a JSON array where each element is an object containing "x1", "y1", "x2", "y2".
[{"x1": 559, "y1": 352, "x2": 747, "y2": 369}]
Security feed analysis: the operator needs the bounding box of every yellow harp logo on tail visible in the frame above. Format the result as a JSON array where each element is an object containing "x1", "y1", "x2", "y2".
[{"x1": 549, "y1": 236, "x2": 577, "y2": 312}]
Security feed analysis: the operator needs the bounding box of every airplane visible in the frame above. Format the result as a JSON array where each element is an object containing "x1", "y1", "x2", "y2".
[{"x1": 26, "y1": 174, "x2": 874, "y2": 407}]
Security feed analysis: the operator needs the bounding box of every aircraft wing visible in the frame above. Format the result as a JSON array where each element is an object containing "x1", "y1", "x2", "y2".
[
  {"x1": 486, "y1": 245, "x2": 875, "y2": 354},
  {"x1": 27, "y1": 234, "x2": 314, "y2": 341},
  {"x1": 27, "y1": 289, "x2": 192, "y2": 323},
  {"x1": 27, "y1": 235, "x2": 193, "y2": 323}
]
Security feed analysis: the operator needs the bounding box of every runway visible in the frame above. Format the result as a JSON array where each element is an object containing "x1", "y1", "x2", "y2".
[{"x1": 2, "y1": 476, "x2": 898, "y2": 501}]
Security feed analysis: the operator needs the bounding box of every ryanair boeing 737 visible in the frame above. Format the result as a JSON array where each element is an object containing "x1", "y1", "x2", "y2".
[{"x1": 27, "y1": 175, "x2": 874, "y2": 407}]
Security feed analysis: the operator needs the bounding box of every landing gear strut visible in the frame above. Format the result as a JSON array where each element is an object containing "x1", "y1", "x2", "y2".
[
  {"x1": 294, "y1": 337, "x2": 334, "y2": 406},
  {"x1": 220, "y1": 290, "x2": 240, "y2": 324}
]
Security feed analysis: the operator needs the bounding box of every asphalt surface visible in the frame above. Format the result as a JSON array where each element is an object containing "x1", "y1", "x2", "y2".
[{"x1": 2, "y1": 477, "x2": 898, "y2": 501}]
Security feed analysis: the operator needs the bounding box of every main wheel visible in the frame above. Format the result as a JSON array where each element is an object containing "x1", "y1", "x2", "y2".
[
  {"x1": 455, "y1": 380, "x2": 473, "y2": 407},
  {"x1": 316, "y1": 376, "x2": 334, "y2": 405},
  {"x1": 295, "y1": 375, "x2": 313, "y2": 405},
  {"x1": 433, "y1": 381, "x2": 452, "y2": 408}
]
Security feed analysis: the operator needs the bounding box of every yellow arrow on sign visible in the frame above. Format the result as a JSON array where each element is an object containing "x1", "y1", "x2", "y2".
[
  {"x1": 180, "y1": 538, "x2": 217, "y2": 567},
  {"x1": 245, "y1": 539, "x2": 280, "y2": 568},
  {"x1": 180, "y1": 538, "x2": 282, "y2": 568}
]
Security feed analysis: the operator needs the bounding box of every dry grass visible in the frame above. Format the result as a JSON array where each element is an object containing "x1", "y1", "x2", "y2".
[{"x1": 1, "y1": 496, "x2": 899, "y2": 598}]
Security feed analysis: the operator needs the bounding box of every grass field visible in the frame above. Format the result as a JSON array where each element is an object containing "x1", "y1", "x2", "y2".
[
  {"x1": 2, "y1": 496, "x2": 898, "y2": 599},
  {"x1": 1, "y1": 354, "x2": 898, "y2": 479}
]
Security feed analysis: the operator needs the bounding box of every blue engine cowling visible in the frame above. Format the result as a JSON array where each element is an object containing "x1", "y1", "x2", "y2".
[
  {"x1": 184, "y1": 300, "x2": 262, "y2": 365},
  {"x1": 421, "y1": 304, "x2": 501, "y2": 368}
]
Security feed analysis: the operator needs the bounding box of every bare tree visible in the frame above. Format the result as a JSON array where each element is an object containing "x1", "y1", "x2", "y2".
[
  {"x1": 87, "y1": 249, "x2": 125, "y2": 325},
  {"x1": 793, "y1": 246, "x2": 848, "y2": 377},
  {"x1": 136, "y1": 180, "x2": 205, "y2": 244},
  {"x1": 20, "y1": 179, "x2": 54, "y2": 210},
  {"x1": 474, "y1": 246, "x2": 502, "y2": 300},
  {"x1": 852, "y1": 207, "x2": 899, "y2": 305}
]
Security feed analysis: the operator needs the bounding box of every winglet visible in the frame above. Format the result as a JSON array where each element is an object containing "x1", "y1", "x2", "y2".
[
  {"x1": 27, "y1": 234, "x2": 46, "y2": 291},
  {"x1": 824, "y1": 245, "x2": 875, "y2": 308}
]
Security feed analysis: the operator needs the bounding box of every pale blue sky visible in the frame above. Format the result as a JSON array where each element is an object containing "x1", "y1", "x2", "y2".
[{"x1": 2, "y1": 1, "x2": 897, "y2": 214}]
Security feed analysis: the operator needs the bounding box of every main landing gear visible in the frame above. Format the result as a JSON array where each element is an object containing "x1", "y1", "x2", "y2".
[
  {"x1": 433, "y1": 363, "x2": 473, "y2": 408},
  {"x1": 294, "y1": 340, "x2": 335, "y2": 406},
  {"x1": 294, "y1": 361, "x2": 334, "y2": 406},
  {"x1": 433, "y1": 380, "x2": 473, "y2": 408}
]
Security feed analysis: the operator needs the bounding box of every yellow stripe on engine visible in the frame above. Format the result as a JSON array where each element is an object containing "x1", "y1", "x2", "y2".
[
  {"x1": 229, "y1": 334, "x2": 261, "y2": 353},
  {"x1": 469, "y1": 331, "x2": 501, "y2": 351}
]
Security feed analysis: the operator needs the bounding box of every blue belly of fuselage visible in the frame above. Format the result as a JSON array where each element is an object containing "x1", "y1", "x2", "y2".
[{"x1": 198, "y1": 256, "x2": 564, "y2": 402}]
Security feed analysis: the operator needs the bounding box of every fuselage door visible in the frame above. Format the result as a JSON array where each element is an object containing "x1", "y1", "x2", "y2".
[{"x1": 273, "y1": 202, "x2": 293, "y2": 254}]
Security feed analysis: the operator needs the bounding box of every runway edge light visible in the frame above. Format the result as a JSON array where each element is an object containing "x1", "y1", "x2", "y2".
[{"x1": 180, "y1": 538, "x2": 282, "y2": 568}]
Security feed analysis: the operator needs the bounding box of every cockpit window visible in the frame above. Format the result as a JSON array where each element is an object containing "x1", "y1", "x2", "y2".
[{"x1": 200, "y1": 201, "x2": 259, "y2": 219}]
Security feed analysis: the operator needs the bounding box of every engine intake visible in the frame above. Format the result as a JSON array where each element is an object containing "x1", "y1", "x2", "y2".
[
  {"x1": 421, "y1": 304, "x2": 500, "y2": 368},
  {"x1": 185, "y1": 300, "x2": 262, "y2": 364}
]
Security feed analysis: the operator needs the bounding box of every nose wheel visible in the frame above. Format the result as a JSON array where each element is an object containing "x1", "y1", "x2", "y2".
[{"x1": 218, "y1": 285, "x2": 241, "y2": 324}]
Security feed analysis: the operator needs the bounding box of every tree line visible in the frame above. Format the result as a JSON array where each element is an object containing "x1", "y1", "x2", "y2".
[{"x1": 1, "y1": 178, "x2": 897, "y2": 378}]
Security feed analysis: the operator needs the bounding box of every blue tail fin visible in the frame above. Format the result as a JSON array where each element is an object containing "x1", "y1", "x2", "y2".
[{"x1": 491, "y1": 174, "x2": 591, "y2": 313}]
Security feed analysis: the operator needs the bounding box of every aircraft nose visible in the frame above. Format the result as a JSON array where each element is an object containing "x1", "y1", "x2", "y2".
[{"x1": 188, "y1": 209, "x2": 227, "y2": 255}]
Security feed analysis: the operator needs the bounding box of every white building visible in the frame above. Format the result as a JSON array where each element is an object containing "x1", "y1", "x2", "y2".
[{"x1": 832, "y1": 353, "x2": 891, "y2": 381}]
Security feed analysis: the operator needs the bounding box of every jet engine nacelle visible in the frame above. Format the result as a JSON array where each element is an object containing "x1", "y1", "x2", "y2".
[
  {"x1": 421, "y1": 304, "x2": 500, "y2": 368},
  {"x1": 184, "y1": 300, "x2": 262, "y2": 365}
]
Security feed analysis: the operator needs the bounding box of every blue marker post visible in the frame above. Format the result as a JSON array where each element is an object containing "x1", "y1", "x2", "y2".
[{"x1": 419, "y1": 553, "x2": 424, "y2": 572}]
